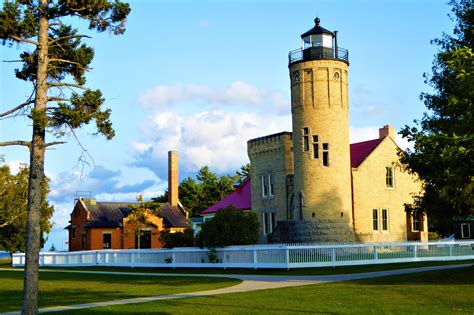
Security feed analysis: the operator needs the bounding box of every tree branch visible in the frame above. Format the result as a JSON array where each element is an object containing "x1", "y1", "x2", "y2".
[
  {"x1": 49, "y1": 58, "x2": 87, "y2": 69},
  {"x1": 0, "y1": 141, "x2": 31, "y2": 148},
  {"x1": 47, "y1": 97, "x2": 69, "y2": 102},
  {"x1": 10, "y1": 35, "x2": 39, "y2": 46},
  {"x1": 48, "y1": 82, "x2": 87, "y2": 90},
  {"x1": 0, "y1": 100, "x2": 35, "y2": 118},
  {"x1": 48, "y1": 34, "x2": 91, "y2": 45},
  {"x1": 45, "y1": 141, "x2": 67, "y2": 148}
]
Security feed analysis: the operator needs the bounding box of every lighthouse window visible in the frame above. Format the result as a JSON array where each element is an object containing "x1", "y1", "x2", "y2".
[
  {"x1": 312, "y1": 135, "x2": 319, "y2": 159},
  {"x1": 268, "y1": 174, "x2": 275, "y2": 196},
  {"x1": 302, "y1": 128, "x2": 310, "y2": 152},
  {"x1": 261, "y1": 175, "x2": 268, "y2": 197},
  {"x1": 323, "y1": 143, "x2": 329, "y2": 166}
]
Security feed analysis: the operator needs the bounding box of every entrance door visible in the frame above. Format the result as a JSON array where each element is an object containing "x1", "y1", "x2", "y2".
[{"x1": 135, "y1": 230, "x2": 152, "y2": 249}]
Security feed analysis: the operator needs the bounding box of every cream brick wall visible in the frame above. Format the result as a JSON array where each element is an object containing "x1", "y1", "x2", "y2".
[
  {"x1": 289, "y1": 59, "x2": 353, "y2": 237},
  {"x1": 352, "y1": 137, "x2": 426, "y2": 242},
  {"x1": 247, "y1": 133, "x2": 293, "y2": 242}
]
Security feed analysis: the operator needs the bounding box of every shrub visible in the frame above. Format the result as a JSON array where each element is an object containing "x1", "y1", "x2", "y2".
[
  {"x1": 159, "y1": 229, "x2": 195, "y2": 248},
  {"x1": 197, "y1": 206, "x2": 259, "y2": 248}
]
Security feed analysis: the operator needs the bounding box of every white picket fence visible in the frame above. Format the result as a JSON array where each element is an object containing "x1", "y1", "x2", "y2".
[{"x1": 11, "y1": 240, "x2": 474, "y2": 269}]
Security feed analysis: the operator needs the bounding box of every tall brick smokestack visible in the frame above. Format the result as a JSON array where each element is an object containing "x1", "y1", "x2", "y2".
[{"x1": 168, "y1": 151, "x2": 178, "y2": 206}]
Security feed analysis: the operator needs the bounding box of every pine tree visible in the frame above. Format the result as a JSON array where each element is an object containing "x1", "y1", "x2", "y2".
[{"x1": 0, "y1": 1, "x2": 130, "y2": 313}]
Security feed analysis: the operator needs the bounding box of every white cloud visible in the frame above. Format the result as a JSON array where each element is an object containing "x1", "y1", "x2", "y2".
[
  {"x1": 132, "y1": 109, "x2": 291, "y2": 177},
  {"x1": 138, "y1": 81, "x2": 289, "y2": 115},
  {"x1": 5, "y1": 160, "x2": 27, "y2": 174}
]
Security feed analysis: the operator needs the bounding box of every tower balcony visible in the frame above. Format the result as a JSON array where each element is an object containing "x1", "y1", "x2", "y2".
[{"x1": 288, "y1": 46, "x2": 349, "y2": 66}]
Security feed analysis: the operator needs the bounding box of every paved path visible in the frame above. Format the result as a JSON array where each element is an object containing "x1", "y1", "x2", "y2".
[{"x1": 1, "y1": 264, "x2": 471, "y2": 314}]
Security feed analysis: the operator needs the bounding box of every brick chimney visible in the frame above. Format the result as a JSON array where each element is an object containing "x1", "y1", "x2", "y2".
[
  {"x1": 168, "y1": 151, "x2": 179, "y2": 206},
  {"x1": 379, "y1": 124, "x2": 395, "y2": 140}
]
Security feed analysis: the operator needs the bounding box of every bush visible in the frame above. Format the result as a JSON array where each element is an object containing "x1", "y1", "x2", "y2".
[
  {"x1": 428, "y1": 231, "x2": 443, "y2": 240},
  {"x1": 159, "y1": 229, "x2": 195, "y2": 248},
  {"x1": 197, "y1": 206, "x2": 259, "y2": 248}
]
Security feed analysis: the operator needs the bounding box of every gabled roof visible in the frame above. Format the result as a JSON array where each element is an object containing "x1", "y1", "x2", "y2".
[
  {"x1": 160, "y1": 203, "x2": 189, "y2": 228},
  {"x1": 78, "y1": 198, "x2": 188, "y2": 228},
  {"x1": 201, "y1": 178, "x2": 251, "y2": 215},
  {"x1": 81, "y1": 200, "x2": 135, "y2": 228},
  {"x1": 350, "y1": 138, "x2": 384, "y2": 168},
  {"x1": 200, "y1": 137, "x2": 387, "y2": 216}
]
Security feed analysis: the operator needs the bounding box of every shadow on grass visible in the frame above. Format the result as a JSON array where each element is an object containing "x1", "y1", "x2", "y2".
[{"x1": 352, "y1": 265, "x2": 474, "y2": 286}]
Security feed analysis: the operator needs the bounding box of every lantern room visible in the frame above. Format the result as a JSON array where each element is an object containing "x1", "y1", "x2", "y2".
[
  {"x1": 301, "y1": 17, "x2": 334, "y2": 49},
  {"x1": 288, "y1": 18, "x2": 349, "y2": 65}
]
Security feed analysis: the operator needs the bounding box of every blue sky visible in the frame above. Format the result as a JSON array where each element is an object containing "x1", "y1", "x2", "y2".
[{"x1": 0, "y1": 0, "x2": 453, "y2": 250}]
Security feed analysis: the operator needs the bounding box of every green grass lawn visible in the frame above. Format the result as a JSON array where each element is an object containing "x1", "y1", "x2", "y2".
[
  {"x1": 34, "y1": 259, "x2": 474, "y2": 276},
  {"x1": 68, "y1": 266, "x2": 474, "y2": 314},
  {"x1": 0, "y1": 270, "x2": 240, "y2": 313}
]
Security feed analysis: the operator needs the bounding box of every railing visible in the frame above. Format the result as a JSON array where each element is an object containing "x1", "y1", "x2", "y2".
[
  {"x1": 11, "y1": 240, "x2": 474, "y2": 269},
  {"x1": 289, "y1": 47, "x2": 349, "y2": 65}
]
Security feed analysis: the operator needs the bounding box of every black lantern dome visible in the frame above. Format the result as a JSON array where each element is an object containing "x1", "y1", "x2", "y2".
[{"x1": 289, "y1": 18, "x2": 349, "y2": 65}]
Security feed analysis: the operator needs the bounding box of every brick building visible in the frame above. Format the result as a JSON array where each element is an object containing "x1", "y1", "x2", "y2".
[{"x1": 67, "y1": 151, "x2": 189, "y2": 251}]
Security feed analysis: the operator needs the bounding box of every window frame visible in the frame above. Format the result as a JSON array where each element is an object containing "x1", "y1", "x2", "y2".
[
  {"x1": 312, "y1": 135, "x2": 319, "y2": 159},
  {"x1": 302, "y1": 128, "x2": 310, "y2": 152},
  {"x1": 262, "y1": 212, "x2": 274, "y2": 235},
  {"x1": 268, "y1": 174, "x2": 275, "y2": 196},
  {"x1": 322, "y1": 143, "x2": 329, "y2": 166},
  {"x1": 372, "y1": 209, "x2": 379, "y2": 231},
  {"x1": 382, "y1": 209, "x2": 389, "y2": 231},
  {"x1": 261, "y1": 174, "x2": 268, "y2": 197},
  {"x1": 71, "y1": 226, "x2": 76, "y2": 239},
  {"x1": 412, "y1": 211, "x2": 420, "y2": 232},
  {"x1": 386, "y1": 166, "x2": 395, "y2": 188},
  {"x1": 461, "y1": 223, "x2": 471, "y2": 239},
  {"x1": 102, "y1": 232, "x2": 112, "y2": 249}
]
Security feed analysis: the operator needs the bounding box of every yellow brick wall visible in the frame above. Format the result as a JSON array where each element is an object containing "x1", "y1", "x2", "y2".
[
  {"x1": 289, "y1": 59, "x2": 353, "y2": 239},
  {"x1": 352, "y1": 137, "x2": 427, "y2": 242},
  {"x1": 247, "y1": 133, "x2": 293, "y2": 242}
]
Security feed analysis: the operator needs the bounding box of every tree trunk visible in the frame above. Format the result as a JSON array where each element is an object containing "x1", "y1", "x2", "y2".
[{"x1": 22, "y1": 1, "x2": 49, "y2": 314}]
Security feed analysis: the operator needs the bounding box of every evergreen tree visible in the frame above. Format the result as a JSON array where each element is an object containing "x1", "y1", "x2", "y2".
[
  {"x1": 399, "y1": 0, "x2": 473, "y2": 234},
  {"x1": 0, "y1": 1, "x2": 130, "y2": 312}
]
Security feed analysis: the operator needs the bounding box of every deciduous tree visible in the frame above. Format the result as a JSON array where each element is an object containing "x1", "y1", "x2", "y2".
[
  {"x1": 0, "y1": 1, "x2": 130, "y2": 313},
  {"x1": 196, "y1": 206, "x2": 259, "y2": 248},
  {"x1": 399, "y1": 0, "x2": 473, "y2": 234},
  {"x1": 0, "y1": 164, "x2": 53, "y2": 255}
]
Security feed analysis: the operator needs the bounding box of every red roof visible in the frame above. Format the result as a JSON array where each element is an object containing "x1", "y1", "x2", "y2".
[
  {"x1": 201, "y1": 138, "x2": 385, "y2": 215},
  {"x1": 201, "y1": 178, "x2": 252, "y2": 215},
  {"x1": 350, "y1": 138, "x2": 384, "y2": 168}
]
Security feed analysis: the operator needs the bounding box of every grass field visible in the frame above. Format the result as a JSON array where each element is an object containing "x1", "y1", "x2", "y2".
[
  {"x1": 66, "y1": 266, "x2": 474, "y2": 314},
  {"x1": 0, "y1": 269, "x2": 239, "y2": 313},
  {"x1": 35, "y1": 259, "x2": 474, "y2": 276}
]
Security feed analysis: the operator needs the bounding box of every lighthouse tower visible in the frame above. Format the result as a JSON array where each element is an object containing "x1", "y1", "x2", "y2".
[{"x1": 288, "y1": 18, "x2": 354, "y2": 242}]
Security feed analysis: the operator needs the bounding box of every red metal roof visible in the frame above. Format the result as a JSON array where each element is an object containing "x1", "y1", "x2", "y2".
[
  {"x1": 201, "y1": 178, "x2": 251, "y2": 215},
  {"x1": 201, "y1": 138, "x2": 384, "y2": 215},
  {"x1": 350, "y1": 138, "x2": 384, "y2": 168}
]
